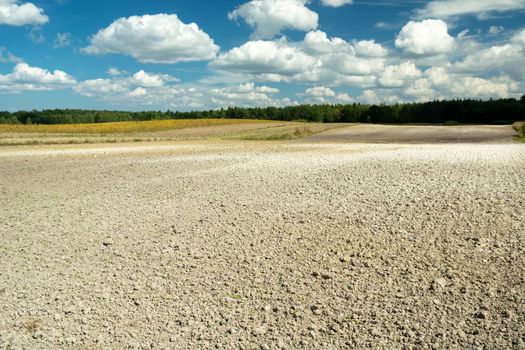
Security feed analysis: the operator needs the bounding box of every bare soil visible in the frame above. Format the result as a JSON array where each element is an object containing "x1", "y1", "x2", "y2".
[
  {"x1": 0, "y1": 125, "x2": 524, "y2": 349},
  {"x1": 304, "y1": 124, "x2": 517, "y2": 143}
]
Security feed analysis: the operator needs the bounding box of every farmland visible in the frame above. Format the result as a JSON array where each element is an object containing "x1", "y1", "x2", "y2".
[
  {"x1": 0, "y1": 119, "x2": 343, "y2": 146},
  {"x1": 0, "y1": 124, "x2": 523, "y2": 349}
]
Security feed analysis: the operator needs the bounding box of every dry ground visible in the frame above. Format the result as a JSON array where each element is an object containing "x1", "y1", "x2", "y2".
[
  {"x1": 0, "y1": 125, "x2": 524, "y2": 349},
  {"x1": 0, "y1": 120, "x2": 344, "y2": 146},
  {"x1": 305, "y1": 124, "x2": 516, "y2": 143}
]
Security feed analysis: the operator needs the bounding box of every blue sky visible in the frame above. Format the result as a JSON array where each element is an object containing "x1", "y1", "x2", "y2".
[{"x1": 0, "y1": 0, "x2": 524, "y2": 111}]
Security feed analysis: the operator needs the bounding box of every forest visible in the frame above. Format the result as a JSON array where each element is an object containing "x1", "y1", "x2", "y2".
[{"x1": 1, "y1": 96, "x2": 524, "y2": 125}]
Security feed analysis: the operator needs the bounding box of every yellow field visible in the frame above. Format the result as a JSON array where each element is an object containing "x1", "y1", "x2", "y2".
[{"x1": 0, "y1": 119, "x2": 267, "y2": 134}]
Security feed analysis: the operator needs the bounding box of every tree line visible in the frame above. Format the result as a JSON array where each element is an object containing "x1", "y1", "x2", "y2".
[{"x1": 1, "y1": 96, "x2": 524, "y2": 125}]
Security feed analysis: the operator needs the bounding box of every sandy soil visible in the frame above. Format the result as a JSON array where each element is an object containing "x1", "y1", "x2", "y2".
[
  {"x1": 0, "y1": 126, "x2": 524, "y2": 349},
  {"x1": 305, "y1": 124, "x2": 516, "y2": 143}
]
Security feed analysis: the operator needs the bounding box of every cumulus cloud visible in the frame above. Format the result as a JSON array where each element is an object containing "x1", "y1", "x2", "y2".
[
  {"x1": 212, "y1": 30, "x2": 390, "y2": 89},
  {"x1": 0, "y1": 0, "x2": 48, "y2": 26},
  {"x1": 416, "y1": 0, "x2": 525, "y2": 19},
  {"x1": 320, "y1": 0, "x2": 353, "y2": 7},
  {"x1": 452, "y1": 28, "x2": 525, "y2": 80},
  {"x1": 354, "y1": 40, "x2": 388, "y2": 57},
  {"x1": 303, "y1": 30, "x2": 352, "y2": 54},
  {"x1": 303, "y1": 85, "x2": 354, "y2": 104},
  {"x1": 75, "y1": 70, "x2": 179, "y2": 98},
  {"x1": 130, "y1": 70, "x2": 179, "y2": 88},
  {"x1": 395, "y1": 19, "x2": 455, "y2": 55},
  {"x1": 449, "y1": 76, "x2": 518, "y2": 98},
  {"x1": 75, "y1": 70, "x2": 288, "y2": 109},
  {"x1": 305, "y1": 86, "x2": 336, "y2": 97},
  {"x1": 210, "y1": 82, "x2": 286, "y2": 107},
  {"x1": 82, "y1": 14, "x2": 220, "y2": 64},
  {"x1": 379, "y1": 61, "x2": 421, "y2": 88},
  {"x1": 229, "y1": 0, "x2": 318, "y2": 39},
  {"x1": 0, "y1": 62, "x2": 76, "y2": 91},
  {"x1": 107, "y1": 67, "x2": 126, "y2": 76},
  {"x1": 212, "y1": 39, "x2": 318, "y2": 77}
]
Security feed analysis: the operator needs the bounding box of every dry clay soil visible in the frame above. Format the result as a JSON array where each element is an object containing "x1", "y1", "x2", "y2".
[{"x1": 0, "y1": 125, "x2": 524, "y2": 349}]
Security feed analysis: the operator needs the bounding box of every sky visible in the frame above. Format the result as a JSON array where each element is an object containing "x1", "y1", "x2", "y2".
[{"x1": 0, "y1": 0, "x2": 524, "y2": 111}]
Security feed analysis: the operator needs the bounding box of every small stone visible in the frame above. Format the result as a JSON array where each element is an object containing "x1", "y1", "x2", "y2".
[
  {"x1": 261, "y1": 344, "x2": 270, "y2": 350},
  {"x1": 329, "y1": 323, "x2": 340, "y2": 332},
  {"x1": 475, "y1": 311, "x2": 487, "y2": 319},
  {"x1": 433, "y1": 278, "x2": 447, "y2": 290},
  {"x1": 501, "y1": 310, "x2": 512, "y2": 319},
  {"x1": 321, "y1": 273, "x2": 332, "y2": 280},
  {"x1": 371, "y1": 328, "x2": 381, "y2": 337},
  {"x1": 276, "y1": 338, "x2": 286, "y2": 349},
  {"x1": 252, "y1": 326, "x2": 267, "y2": 336},
  {"x1": 310, "y1": 305, "x2": 321, "y2": 316}
]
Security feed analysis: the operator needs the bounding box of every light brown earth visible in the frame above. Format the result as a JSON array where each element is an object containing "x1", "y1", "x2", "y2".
[
  {"x1": 0, "y1": 125, "x2": 524, "y2": 349},
  {"x1": 304, "y1": 124, "x2": 516, "y2": 143}
]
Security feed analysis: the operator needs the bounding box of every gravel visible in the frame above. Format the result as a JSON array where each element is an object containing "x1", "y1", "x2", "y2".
[{"x1": 0, "y1": 136, "x2": 524, "y2": 349}]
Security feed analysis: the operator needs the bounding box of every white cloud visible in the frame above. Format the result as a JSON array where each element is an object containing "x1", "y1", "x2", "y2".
[
  {"x1": 405, "y1": 78, "x2": 436, "y2": 100},
  {"x1": 212, "y1": 39, "x2": 318, "y2": 76},
  {"x1": 27, "y1": 26, "x2": 44, "y2": 43},
  {"x1": 303, "y1": 30, "x2": 351, "y2": 54},
  {"x1": 107, "y1": 67, "x2": 126, "y2": 76},
  {"x1": 0, "y1": 62, "x2": 76, "y2": 91},
  {"x1": 73, "y1": 78, "x2": 128, "y2": 97},
  {"x1": 416, "y1": 0, "x2": 525, "y2": 19},
  {"x1": 127, "y1": 87, "x2": 147, "y2": 98},
  {"x1": 325, "y1": 54, "x2": 385, "y2": 76},
  {"x1": 425, "y1": 66, "x2": 450, "y2": 86},
  {"x1": 210, "y1": 82, "x2": 284, "y2": 107},
  {"x1": 75, "y1": 70, "x2": 179, "y2": 98},
  {"x1": 303, "y1": 86, "x2": 354, "y2": 104},
  {"x1": 379, "y1": 61, "x2": 421, "y2": 88},
  {"x1": 82, "y1": 14, "x2": 219, "y2": 64},
  {"x1": 229, "y1": 0, "x2": 318, "y2": 39},
  {"x1": 212, "y1": 30, "x2": 390, "y2": 88},
  {"x1": 395, "y1": 19, "x2": 455, "y2": 55},
  {"x1": 0, "y1": 47, "x2": 23, "y2": 63},
  {"x1": 488, "y1": 26, "x2": 504, "y2": 35},
  {"x1": 0, "y1": 0, "x2": 48, "y2": 26},
  {"x1": 453, "y1": 44, "x2": 523, "y2": 73},
  {"x1": 131, "y1": 70, "x2": 179, "y2": 87},
  {"x1": 513, "y1": 28, "x2": 525, "y2": 45},
  {"x1": 359, "y1": 90, "x2": 379, "y2": 104},
  {"x1": 320, "y1": 0, "x2": 353, "y2": 7},
  {"x1": 450, "y1": 76, "x2": 518, "y2": 98},
  {"x1": 335, "y1": 93, "x2": 353, "y2": 103},
  {"x1": 354, "y1": 40, "x2": 388, "y2": 57},
  {"x1": 76, "y1": 71, "x2": 289, "y2": 109},
  {"x1": 53, "y1": 32, "x2": 72, "y2": 48},
  {"x1": 452, "y1": 28, "x2": 525, "y2": 80},
  {"x1": 305, "y1": 86, "x2": 336, "y2": 97}
]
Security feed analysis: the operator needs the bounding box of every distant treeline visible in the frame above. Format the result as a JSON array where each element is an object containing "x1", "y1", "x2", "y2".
[{"x1": 1, "y1": 97, "x2": 524, "y2": 125}]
